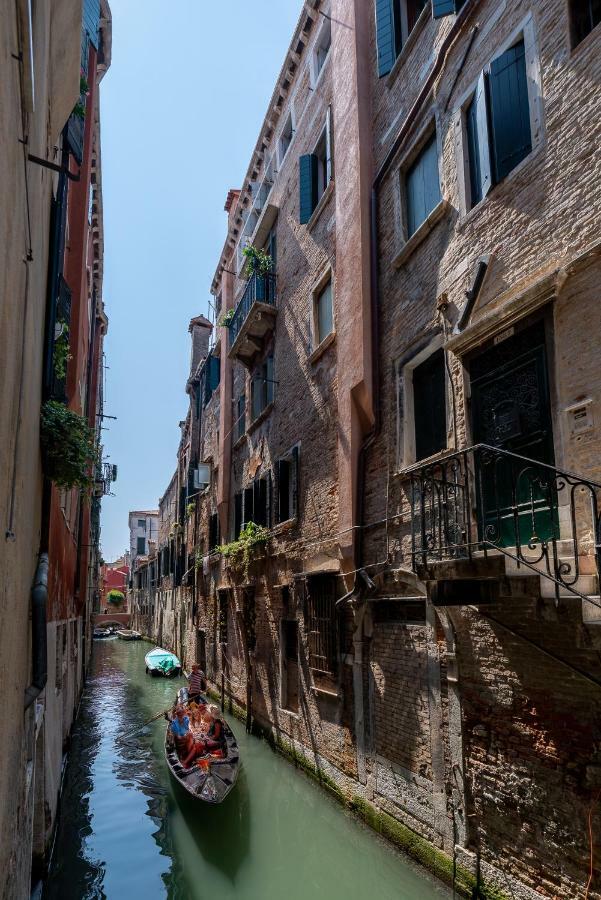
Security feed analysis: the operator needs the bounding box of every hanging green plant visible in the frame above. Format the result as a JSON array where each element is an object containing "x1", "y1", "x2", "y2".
[
  {"x1": 218, "y1": 308, "x2": 235, "y2": 328},
  {"x1": 53, "y1": 322, "x2": 71, "y2": 382},
  {"x1": 186, "y1": 502, "x2": 195, "y2": 518},
  {"x1": 215, "y1": 521, "x2": 269, "y2": 581},
  {"x1": 80, "y1": 74, "x2": 89, "y2": 95},
  {"x1": 242, "y1": 245, "x2": 273, "y2": 278},
  {"x1": 72, "y1": 99, "x2": 86, "y2": 120},
  {"x1": 40, "y1": 400, "x2": 97, "y2": 489},
  {"x1": 107, "y1": 589, "x2": 125, "y2": 604}
]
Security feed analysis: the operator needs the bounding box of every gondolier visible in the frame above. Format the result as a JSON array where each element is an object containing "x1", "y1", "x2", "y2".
[{"x1": 187, "y1": 663, "x2": 207, "y2": 701}]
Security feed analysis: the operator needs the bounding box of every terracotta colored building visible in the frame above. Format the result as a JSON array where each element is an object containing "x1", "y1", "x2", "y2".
[{"x1": 100, "y1": 558, "x2": 129, "y2": 612}]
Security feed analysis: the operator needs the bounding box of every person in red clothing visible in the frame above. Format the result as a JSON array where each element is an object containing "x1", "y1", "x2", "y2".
[{"x1": 187, "y1": 663, "x2": 207, "y2": 702}]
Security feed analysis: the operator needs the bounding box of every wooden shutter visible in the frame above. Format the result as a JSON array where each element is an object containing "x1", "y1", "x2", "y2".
[
  {"x1": 488, "y1": 40, "x2": 532, "y2": 183},
  {"x1": 299, "y1": 154, "x2": 318, "y2": 224},
  {"x1": 413, "y1": 349, "x2": 446, "y2": 461},
  {"x1": 291, "y1": 446, "x2": 299, "y2": 518},
  {"x1": 244, "y1": 486, "x2": 254, "y2": 526},
  {"x1": 432, "y1": 0, "x2": 458, "y2": 18},
  {"x1": 405, "y1": 134, "x2": 441, "y2": 237},
  {"x1": 83, "y1": 0, "x2": 101, "y2": 48},
  {"x1": 466, "y1": 73, "x2": 492, "y2": 207},
  {"x1": 277, "y1": 459, "x2": 291, "y2": 523},
  {"x1": 375, "y1": 0, "x2": 396, "y2": 77},
  {"x1": 266, "y1": 355, "x2": 275, "y2": 404},
  {"x1": 234, "y1": 492, "x2": 243, "y2": 539},
  {"x1": 253, "y1": 478, "x2": 268, "y2": 527}
]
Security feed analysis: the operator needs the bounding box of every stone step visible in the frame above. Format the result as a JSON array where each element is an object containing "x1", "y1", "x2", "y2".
[
  {"x1": 582, "y1": 597, "x2": 601, "y2": 626},
  {"x1": 539, "y1": 572, "x2": 598, "y2": 599}
]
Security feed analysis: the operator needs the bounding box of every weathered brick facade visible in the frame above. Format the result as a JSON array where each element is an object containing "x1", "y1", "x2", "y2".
[{"x1": 132, "y1": 2, "x2": 601, "y2": 897}]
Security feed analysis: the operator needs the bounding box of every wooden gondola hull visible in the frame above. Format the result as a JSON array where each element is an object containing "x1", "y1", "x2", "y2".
[{"x1": 165, "y1": 695, "x2": 240, "y2": 804}]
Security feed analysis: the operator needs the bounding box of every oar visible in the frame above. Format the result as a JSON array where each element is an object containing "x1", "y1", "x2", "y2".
[{"x1": 122, "y1": 705, "x2": 173, "y2": 739}]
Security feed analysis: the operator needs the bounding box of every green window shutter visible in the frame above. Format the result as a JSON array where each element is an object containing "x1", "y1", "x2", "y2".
[
  {"x1": 432, "y1": 0, "x2": 458, "y2": 18},
  {"x1": 405, "y1": 134, "x2": 441, "y2": 237},
  {"x1": 466, "y1": 72, "x2": 492, "y2": 207},
  {"x1": 488, "y1": 40, "x2": 532, "y2": 183},
  {"x1": 375, "y1": 0, "x2": 395, "y2": 77},
  {"x1": 266, "y1": 355, "x2": 275, "y2": 405},
  {"x1": 244, "y1": 486, "x2": 254, "y2": 526},
  {"x1": 277, "y1": 459, "x2": 290, "y2": 523},
  {"x1": 234, "y1": 492, "x2": 243, "y2": 539},
  {"x1": 299, "y1": 154, "x2": 318, "y2": 224}
]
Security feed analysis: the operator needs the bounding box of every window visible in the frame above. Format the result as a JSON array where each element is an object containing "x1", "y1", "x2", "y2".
[
  {"x1": 404, "y1": 133, "x2": 441, "y2": 238},
  {"x1": 312, "y1": 14, "x2": 331, "y2": 83},
  {"x1": 204, "y1": 353, "x2": 220, "y2": 404},
  {"x1": 314, "y1": 277, "x2": 333, "y2": 347},
  {"x1": 209, "y1": 512, "x2": 220, "y2": 551},
  {"x1": 299, "y1": 108, "x2": 332, "y2": 224},
  {"x1": 278, "y1": 111, "x2": 294, "y2": 164},
  {"x1": 242, "y1": 475, "x2": 271, "y2": 528},
  {"x1": 463, "y1": 39, "x2": 532, "y2": 209},
  {"x1": 136, "y1": 536, "x2": 146, "y2": 555},
  {"x1": 218, "y1": 590, "x2": 229, "y2": 646},
  {"x1": 276, "y1": 447, "x2": 299, "y2": 524},
  {"x1": 412, "y1": 348, "x2": 446, "y2": 461},
  {"x1": 251, "y1": 354, "x2": 274, "y2": 421},
  {"x1": 138, "y1": 518, "x2": 146, "y2": 530},
  {"x1": 375, "y1": 0, "x2": 430, "y2": 77},
  {"x1": 571, "y1": 0, "x2": 601, "y2": 45},
  {"x1": 306, "y1": 575, "x2": 338, "y2": 682},
  {"x1": 235, "y1": 393, "x2": 246, "y2": 441}
]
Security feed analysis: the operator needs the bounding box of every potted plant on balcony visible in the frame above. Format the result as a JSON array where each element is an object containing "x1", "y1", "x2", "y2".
[
  {"x1": 242, "y1": 245, "x2": 272, "y2": 278},
  {"x1": 218, "y1": 308, "x2": 235, "y2": 328},
  {"x1": 215, "y1": 521, "x2": 269, "y2": 581},
  {"x1": 40, "y1": 399, "x2": 97, "y2": 489}
]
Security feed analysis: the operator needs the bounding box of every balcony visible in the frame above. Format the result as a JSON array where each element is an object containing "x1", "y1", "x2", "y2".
[
  {"x1": 406, "y1": 444, "x2": 601, "y2": 608},
  {"x1": 228, "y1": 272, "x2": 277, "y2": 367}
]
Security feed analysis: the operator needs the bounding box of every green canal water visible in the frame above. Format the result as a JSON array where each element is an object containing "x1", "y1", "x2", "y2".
[{"x1": 46, "y1": 639, "x2": 450, "y2": 900}]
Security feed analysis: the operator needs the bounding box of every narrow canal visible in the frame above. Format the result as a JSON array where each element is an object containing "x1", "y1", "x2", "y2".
[{"x1": 46, "y1": 639, "x2": 450, "y2": 900}]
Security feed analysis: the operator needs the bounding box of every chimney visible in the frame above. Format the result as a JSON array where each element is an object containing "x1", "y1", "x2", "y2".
[{"x1": 188, "y1": 315, "x2": 212, "y2": 376}]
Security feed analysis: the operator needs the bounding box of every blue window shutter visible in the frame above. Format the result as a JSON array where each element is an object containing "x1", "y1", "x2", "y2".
[
  {"x1": 299, "y1": 155, "x2": 318, "y2": 224},
  {"x1": 405, "y1": 134, "x2": 441, "y2": 238},
  {"x1": 466, "y1": 72, "x2": 492, "y2": 207},
  {"x1": 488, "y1": 40, "x2": 532, "y2": 183},
  {"x1": 432, "y1": 0, "x2": 458, "y2": 18},
  {"x1": 83, "y1": 0, "x2": 101, "y2": 48},
  {"x1": 375, "y1": 0, "x2": 395, "y2": 77},
  {"x1": 209, "y1": 355, "x2": 220, "y2": 392}
]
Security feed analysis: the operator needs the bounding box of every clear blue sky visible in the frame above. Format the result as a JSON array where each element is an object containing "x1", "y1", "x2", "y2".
[{"x1": 100, "y1": 0, "x2": 302, "y2": 562}]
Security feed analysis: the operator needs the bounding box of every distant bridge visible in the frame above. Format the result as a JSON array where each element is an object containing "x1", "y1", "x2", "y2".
[{"x1": 92, "y1": 612, "x2": 131, "y2": 628}]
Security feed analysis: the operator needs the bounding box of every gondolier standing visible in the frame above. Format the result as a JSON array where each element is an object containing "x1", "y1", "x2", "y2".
[{"x1": 188, "y1": 663, "x2": 207, "y2": 702}]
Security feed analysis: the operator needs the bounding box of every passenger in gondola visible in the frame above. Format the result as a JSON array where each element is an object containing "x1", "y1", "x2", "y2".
[
  {"x1": 181, "y1": 710, "x2": 227, "y2": 767},
  {"x1": 187, "y1": 663, "x2": 207, "y2": 702},
  {"x1": 170, "y1": 705, "x2": 193, "y2": 759}
]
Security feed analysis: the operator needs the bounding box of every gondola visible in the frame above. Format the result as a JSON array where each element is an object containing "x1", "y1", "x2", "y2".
[
  {"x1": 116, "y1": 629, "x2": 141, "y2": 641},
  {"x1": 144, "y1": 646, "x2": 182, "y2": 677},
  {"x1": 165, "y1": 690, "x2": 240, "y2": 804}
]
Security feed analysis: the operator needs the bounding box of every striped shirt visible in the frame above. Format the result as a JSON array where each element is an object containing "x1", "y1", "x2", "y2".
[{"x1": 188, "y1": 669, "x2": 205, "y2": 694}]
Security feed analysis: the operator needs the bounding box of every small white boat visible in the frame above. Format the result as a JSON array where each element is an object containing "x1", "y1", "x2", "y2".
[
  {"x1": 116, "y1": 629, "x2": 141, "y2": 641},
  {"x1": 145, "y1": 646, "x2": 182, "y2": 677}
]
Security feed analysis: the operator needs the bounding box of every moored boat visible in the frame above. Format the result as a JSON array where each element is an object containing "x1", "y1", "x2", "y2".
[
  {"x1": 165, "y1": 691, "x2": 240, "y2": 804},
  {"x1": 93, "y1": 627, "x2": 114, "y2": 639},
  {"x1": 145, "y1": 646, "x2": 181, "y2": 677},
  {"x1": 116, "y1": 629, "x2": 141, "y2": 641}
]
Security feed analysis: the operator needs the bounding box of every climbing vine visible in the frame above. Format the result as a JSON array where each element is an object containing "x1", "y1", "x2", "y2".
[
  {"x1": 40, "y1": 400, "x2": 97, "y2": 489},
  {"x1": 215, "y1": 521, "x2": 269, "y2": 581}
]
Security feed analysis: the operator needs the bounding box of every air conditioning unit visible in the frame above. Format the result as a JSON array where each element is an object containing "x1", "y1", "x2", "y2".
[{"x1": 193, "y1": 464, "x2": 211, "y2": 491}]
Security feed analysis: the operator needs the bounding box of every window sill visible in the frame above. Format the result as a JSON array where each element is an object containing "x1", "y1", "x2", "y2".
[
  {"x1": 308, "y1": 330, "x2": 336, "y2": 364},
  {"x1": 233, "y1": 432, "x2": 246, "y2": 450},
  {"x1": 247, "y1": 401, "x2": 274, "y2": 434},
  {"x1": 457, "y1": 147, "x2": 543, "y2": 230},
  {"x1": 385, "y1": 5, "x2": 430, "y2": 90},
  {"x1": 272, "y1": 518, "x2": 298, "y2": 536},
  {"x1": 393, "y1": 199, "x2": 449, "y2": 269},
  {"x1": 311, "y1": 684, "x2": 340, "y2": 700},
  {"x1": 307, "y1": 180, "x2": 335, "y2": 232},
  {"x1": 396, "y1": 446, "x2": 454, "y2": 478}
]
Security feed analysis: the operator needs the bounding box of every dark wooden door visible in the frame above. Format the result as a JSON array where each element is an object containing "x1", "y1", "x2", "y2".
[{"x1": 470, "y1": 322, "x2": 558, "y2": 547}]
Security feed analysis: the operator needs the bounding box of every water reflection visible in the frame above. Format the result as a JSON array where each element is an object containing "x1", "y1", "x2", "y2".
[{"x1": 47, "y1": 640, "x2": 449, "y2": 900}]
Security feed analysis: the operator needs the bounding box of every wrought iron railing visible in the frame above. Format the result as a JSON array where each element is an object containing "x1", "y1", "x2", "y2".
[
  {"x1": 406, "y1": 444, "x2": 601, "y2": 603},
  {"x1": 229, "y1": 272, "x2": 277, "y2": 347}
]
